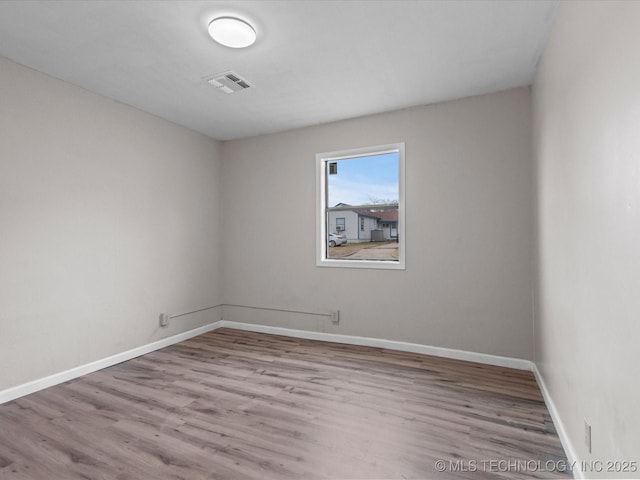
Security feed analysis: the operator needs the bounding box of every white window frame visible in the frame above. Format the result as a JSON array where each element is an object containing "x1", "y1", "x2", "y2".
[{"x1": 316, "y1": 142, "x2": 406, "y2": 270}]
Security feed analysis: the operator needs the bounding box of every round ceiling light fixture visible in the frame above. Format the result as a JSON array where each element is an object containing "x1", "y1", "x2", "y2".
[{"x1": 208, "y1": 16, "x2": 256, "y2": 48}]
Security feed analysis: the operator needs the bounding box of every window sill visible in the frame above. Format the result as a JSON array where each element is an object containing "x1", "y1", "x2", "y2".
[{"x1": 316, "y1": 258, "x2": 405, "y2": 270}]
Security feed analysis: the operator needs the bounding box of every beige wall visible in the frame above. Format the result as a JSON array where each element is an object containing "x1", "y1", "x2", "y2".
[
  {"x1": 0, "y1": 55, "x2": 537, "y2": 394},
  {"x1": 0, "y1": 59, "x2": 534, "y2": 392},
  {"x1": 533, "y1": 1, "x2": 640, "y2": 474},
  {"x1": 221, "y1": 88, "x2": 534, "y2": 359},
  {"x1": 0, "y1": 58, "x2": 223, "y2": 390}
]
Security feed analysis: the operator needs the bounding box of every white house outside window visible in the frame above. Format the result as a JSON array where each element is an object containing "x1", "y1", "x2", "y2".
[{"x1": 316, "y1": 143, "x2": 405, "y2": 270}]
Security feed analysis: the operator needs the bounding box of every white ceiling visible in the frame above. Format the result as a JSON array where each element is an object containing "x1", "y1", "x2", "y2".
[{"x1": 0, "y1": 1, "x2": 557, "y2": 141}]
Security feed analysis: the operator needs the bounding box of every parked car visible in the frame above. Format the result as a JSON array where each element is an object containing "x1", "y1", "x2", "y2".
[{"x1": 328, "y1": 232, "x2": 347, "y2": 247}]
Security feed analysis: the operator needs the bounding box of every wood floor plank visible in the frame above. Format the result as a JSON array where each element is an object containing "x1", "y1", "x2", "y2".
[{"x1": 0, "y1": 328, "x2": 570, "y2": 479}]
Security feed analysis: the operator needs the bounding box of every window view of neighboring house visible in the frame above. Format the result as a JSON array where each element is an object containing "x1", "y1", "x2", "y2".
[
  {"x1": 316, "y1": 143, "x2": 405, "y2": 269},
  {"x1": 328, "y1": 204, "x2": 398, "y2": 242}
]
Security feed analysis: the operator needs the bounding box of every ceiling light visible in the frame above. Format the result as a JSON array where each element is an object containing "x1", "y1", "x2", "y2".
[{"x1": 208, "y1": 17, "x2": 256, "y2": 49}]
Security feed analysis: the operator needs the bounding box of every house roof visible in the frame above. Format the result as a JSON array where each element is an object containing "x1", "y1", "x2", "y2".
[
  {"x1": 351, "y1": 209, "x2": 380, "y2": 220},
  {"x1": 374, "y1": 210, "x2": 399, "y2": 222},
  {"x1": 352, "y1": 208, "x2": 398, "y2": 222},
  {"x1": 329, "y1": 203, "x2": 398, "y2": 221}
]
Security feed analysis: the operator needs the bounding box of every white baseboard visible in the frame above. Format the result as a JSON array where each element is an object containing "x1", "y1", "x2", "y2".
[
  {"x1": 218, "y1": 320, "x2": 534, "y2": 371},
  {"x1": 532, "y1": 364, "x2": 582, "y2": 479},
  {"x1": 2, "y1": 317, "x2": 576, "y2": 478},
  {"x1": 220, "y1": 321, "x2": 583, "y2": 475},
  {"x1": 0, "y1": 321, "x2": 223, "y2": 405},
  {"x1": 3, "y1": 319, "x2": 531, "y2": 405},
  {"x1": 4, "y1": 316, "x2": 574, "y2": 480}
]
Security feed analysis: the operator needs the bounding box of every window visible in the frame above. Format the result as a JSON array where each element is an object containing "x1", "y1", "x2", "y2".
[{"x1": 316, "y1": 143, "x2": 405, "y2": 269}]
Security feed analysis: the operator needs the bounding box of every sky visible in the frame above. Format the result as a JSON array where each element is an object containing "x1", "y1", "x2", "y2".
[{"x1": 328, "y1": 152, "x2": 399, "y2": 207}]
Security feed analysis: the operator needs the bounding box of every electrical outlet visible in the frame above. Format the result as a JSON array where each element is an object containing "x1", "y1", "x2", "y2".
[
  {"x1": 585, "y1": 420, "x2": 592, "y2": 454},
  {"x1": 330, "y1": 310, "x2": 340, "y2": 324},
  {"x1": 159, "y1": 313, "x2": 169, "y2": 328}
]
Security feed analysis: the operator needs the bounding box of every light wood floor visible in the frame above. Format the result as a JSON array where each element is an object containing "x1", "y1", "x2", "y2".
[{"x1": 0, "y1": 328, "x2": 569, "y2": 479}]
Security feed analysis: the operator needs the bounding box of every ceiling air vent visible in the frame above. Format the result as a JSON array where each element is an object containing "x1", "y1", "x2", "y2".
[{"x1": 206, "y1": 71, "x2": 253, "y2": 94}]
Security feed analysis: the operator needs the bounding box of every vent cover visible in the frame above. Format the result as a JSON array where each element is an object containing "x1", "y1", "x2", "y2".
[{"x1": 206, "y1": 71, "x2": 253, "y2": 94}]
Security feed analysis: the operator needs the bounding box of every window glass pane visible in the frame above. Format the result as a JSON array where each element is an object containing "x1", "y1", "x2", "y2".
[
  {"x1": 327, "y1": 153, "x2": 399, "y2": 207},
  {"x1": 317, "y1": 143, "x2": 404, "y2": 270}
]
